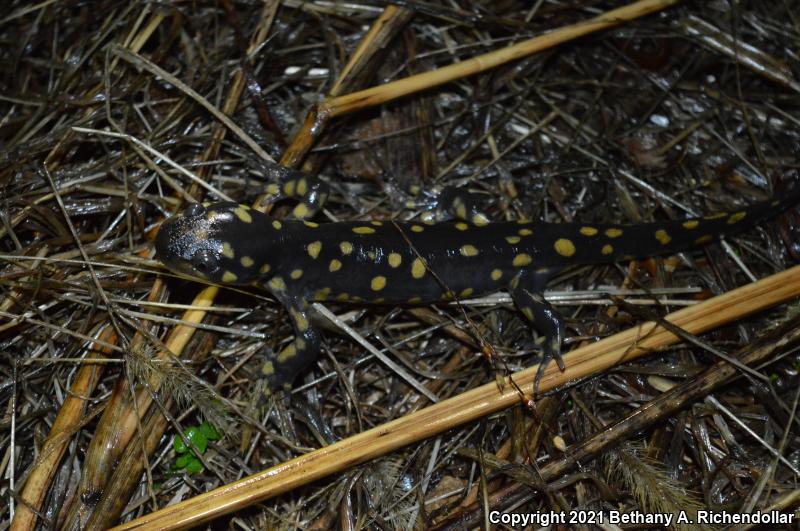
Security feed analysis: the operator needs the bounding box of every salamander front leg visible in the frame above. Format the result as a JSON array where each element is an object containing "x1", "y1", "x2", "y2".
[
  {"x1": 261, "y1": 278, "x2": 321, "y2": 394},
  {"x1": 508, "y1": 268, "x2": 565, "y2": 395},
  {"x1": 256, "y1": 168, "x2": 329, "y2": 220}
]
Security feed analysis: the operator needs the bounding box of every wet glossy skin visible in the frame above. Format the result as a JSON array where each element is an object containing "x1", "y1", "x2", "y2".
[
  {"x1": 155, "y1": 191, "x2": 795, "y2": 392},
  {"x1": 155, "y1": 202, "x2": 771, "y2": 297}
]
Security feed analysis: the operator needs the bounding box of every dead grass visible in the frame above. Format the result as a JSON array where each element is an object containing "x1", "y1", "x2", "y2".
[{"x1": 2, "y1": 0, "x2": 800, "y2": 529}]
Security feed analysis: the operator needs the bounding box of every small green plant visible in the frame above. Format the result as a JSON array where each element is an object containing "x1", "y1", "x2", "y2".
[{"x1": 172, "y1": 421, "x2": 221, "y2": 474}]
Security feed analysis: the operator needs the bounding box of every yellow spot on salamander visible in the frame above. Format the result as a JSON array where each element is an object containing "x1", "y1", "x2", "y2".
[
  {"x1": 683, "y1": 220, "x2": 699, "y2": 229},
  {"x1": 265, "y1": 183, "x2": 280, "y2": 195},
  {"x1": 442, "y1": 290, "x2": 455, "y2": 300},
  {"x1": 283, "y1": 180, "x2": 296, "y2": 196},
  {"x1": 521, "y1": 307, "x2": 535, "y2": 321},
  {"x1": 240, "y1": 256, "x2": 254, "y2": 268},
  {"x1": 221, "y1": 271, "x2": 238, "y2": 283},
  {"x1": 655, "y1": 229, "x2": 671, "y2": 245},
  {"x1": 408, "y1": 296, "x2": 422, "y2": 304},
  {"x1": 513, "y1": 254, "x2": 532, "y2": 267},
  {"x1": 388, "y1": 253, "x2": 402, "y2": 268},
  {"x1": 472, "y1": 213, "x2": 489, "y2": 226},
  {"x1": 367, "y1": 251, "x2": 376, "y2": 260},
  {"x1": 336, "y1": 293, "x2": 349, "y2": 301},
  {"x1": 554, "y1": 238, "x2": 576, "y2": 257},
  {"x1": 259, "y1": 263, "x2": 271, "y2": 275},
  {"x1": 727, "y1": 211, "x2": 746, "y2": 224},
  {"x1": 580, "y1": 226, "x2": 598, "y2": 236},
  {"x1": 277, "y1": 343, "x2": 297, "y2": 362},
  {"x1": 340, "y1": 241, "x2": 353, "y2": 255},
  {"x1": 505, "y1": 236, "x2": 521, "y2": 244},
  {"x1": 695, "y1": 235, "x2": 713, "y2": 245},
  {"x1": 455, "y1": 204, "x2": 467, "y2": 220},
  {"x1": 605, "y1": 228, "x2": 623, "y2": 238},
  {"x1": 491, "y1": 269, "x2": 503, "y2": 281},
  {"x1": 411, "y1": 258, "x2": 426, "y2": 279},
  {"x1": 293, "y1": 311, "x2": 309, "y2": 332},
  {"x1": 269, "y1": 277, "x2": 286, "y2": 291},
  {"x1": 371, "y1": 276, "x2": 386, "y2": 291},
  {"x1": 353, "y1": 226, "x2": 375, "y2": 234},
  {"x1": 262, "y1": 361, "x2": 275, "y2": 376},
  {"x1": 519, "y1": 228, "x2": 532, "y2": 236},
  {"x1": 290, "y1": 269, "x2": 303, "y2": 279},
  {"x1": 455, "y1": 222, "x2": 469, "y2": 231},
  {"x1": 601, "y1": 244, "x2": 614, "y2": 255},
  {"x1": 221, "y1": 242, "x2": 234, "y2": 259},
  {"x1": 411, "y1": 225, "x2": 424, "y2": 233},
  {"x1": 329, "y1": 259, "x2": 342, "y2": 272},
  {"x1": 304, "y1": 221, "x2": 319, "y2": 228},
  {"x1": 234, "y1": 207, "x2": 252, "y2": 223},
  {"x1": 313, "y1": 287, "x2": 331, "y2": 300},
  {"x1": 370, "y1": 220, "x2": 383, "y2": 226},
  {"x1": 705, "y1": 212, "x2": 726, "y2": 220},
  {"x1": 307, "y1": 241, "x2": 322, "y2": 259},
  {"x1": 460, "y1": 245, "x2": 479, "y2": 257},
  {"x1": 296, "y1": 178, "x2": 307, "y2": 196},
  {"x1": 460, "y1": 288, "x2": 474, "y2": 297},
  {"x1": 292, "y1": 203, "x2": 311, "y2": 218},
  {"x1": 272, "y1": 220, "x2": 282, "y2": 230}
]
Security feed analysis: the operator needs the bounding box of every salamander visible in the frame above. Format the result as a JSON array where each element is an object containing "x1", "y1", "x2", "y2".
[{"x1": 154, "y1": 180, "x2": 799, "y2": 393}]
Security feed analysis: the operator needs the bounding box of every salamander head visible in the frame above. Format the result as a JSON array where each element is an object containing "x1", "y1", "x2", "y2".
[{"x1": 155, "y1": 202, "x2": 270, "y2": 285}]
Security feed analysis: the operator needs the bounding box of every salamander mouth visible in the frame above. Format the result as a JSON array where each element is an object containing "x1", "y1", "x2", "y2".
[{"x1": 168, "y1": 261, "x2": 209, "y2": 281}]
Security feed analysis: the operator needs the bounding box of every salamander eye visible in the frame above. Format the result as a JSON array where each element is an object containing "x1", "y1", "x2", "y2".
[
  {"x1": 184, "y1": 203, "x2": 205, "y2": 218},
  {"x1": 191, "y1": 249, "x2": 218, "y2": 275}
]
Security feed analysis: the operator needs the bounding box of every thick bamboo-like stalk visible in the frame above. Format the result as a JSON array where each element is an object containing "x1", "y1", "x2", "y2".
[
  {"x1": 112, "y1": 265, "x2": 800, "y2": 530},
  {"x1": 320, "y1": 0, "x2": 679, "y2": 119},
  {"x1": 278, "y1": 5, "x2": 414, "y2": 171},
  {"x1": 9, "y1": 12, "x2": 168, "y2": 529},
  {"x1": 11, "y1": 326, "x2": 116, "y2": 531},
  {"x1": 280, "y1": 0, "x2": 679, "y2": 168}
]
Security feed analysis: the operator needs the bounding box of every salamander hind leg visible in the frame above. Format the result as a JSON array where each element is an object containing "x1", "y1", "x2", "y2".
[{"x1": 508, "y1": 268, "x2": 565, "y2": 395}]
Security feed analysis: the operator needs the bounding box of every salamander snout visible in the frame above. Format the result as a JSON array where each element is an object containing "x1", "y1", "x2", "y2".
[{"x1": 155, "y1": 202, "x2": 265, "y2": 285}]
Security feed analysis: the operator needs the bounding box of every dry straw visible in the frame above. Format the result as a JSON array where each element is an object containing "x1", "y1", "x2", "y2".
[{"x1": 113, "y1": 264, "x2": 800, "y2": 529}]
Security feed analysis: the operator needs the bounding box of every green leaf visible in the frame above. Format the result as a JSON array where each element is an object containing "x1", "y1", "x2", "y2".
[
  {"x1": 175, "y1": 454, "x2": 192, "y2": 468},
  {"x1": 185, "y1": 426, "x2": 208, "y2": 454},
  {"x1": 173, "y1": 436, "x2": 188, "y2": 454},
  {"x1": 199, "y1": 421, "x2": 221, "y2": 441},
  {"x1": 185, "y1": 457, "x2": 204, "y2": 474}
]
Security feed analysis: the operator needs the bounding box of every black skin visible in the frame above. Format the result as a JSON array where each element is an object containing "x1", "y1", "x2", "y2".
[{"x1": 155, "y1": 184, "x2": 799, "y2": 394}]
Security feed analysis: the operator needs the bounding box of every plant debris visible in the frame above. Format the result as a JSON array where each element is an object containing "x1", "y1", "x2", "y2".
[{"x1": 3, "y1": 1, "x2": 800, "y2": 529}]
